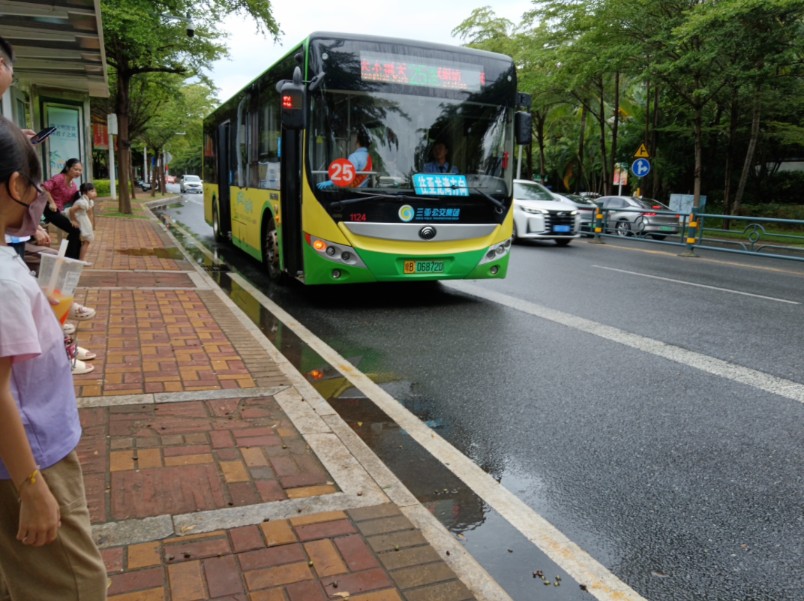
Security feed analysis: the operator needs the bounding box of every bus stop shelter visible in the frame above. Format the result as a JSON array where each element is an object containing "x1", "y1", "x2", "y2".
[{"x1": 0, "y1": 0, "x2": 109, "y2": 180}]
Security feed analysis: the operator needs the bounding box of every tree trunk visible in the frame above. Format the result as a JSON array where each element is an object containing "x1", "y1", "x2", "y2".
[
  {"x1": 693, "y1": 106, "x2": 703, "y2": 212},
  {"x1": 598, "y1": 77, "x2": 610, "y2": 194},
  {"x1": 129, "y1": 161, "x2": 137, "y2": 200},
  {"x1": 536, "y1": 111, "x2": 546, "y2": 183},
  {"x1": 611, "y1": 71, "x2": 620, "y2": 195},
  {"x1": 159, "y1": 151, "x2": 166, "y2": 194},
  {"x1": 722, "y1": 94, "x2": 739, "y2": 229},
  {"x1": 574, "y1": 105, "x2": 587, "y2": 194},
  {"x1": 115, "y1": 67, "x2": 132, "y2": 214},
  {"x1": 734, "y1": 96, "x2": 761, "y2": 216},
  {"x1": 650, "y1": 85, "x2": 660, "y2": 199}
]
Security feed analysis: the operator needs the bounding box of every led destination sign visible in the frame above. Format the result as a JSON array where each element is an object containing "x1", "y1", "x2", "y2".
[{"x1": 360, "y1": 51, "x2": 485, "y2": 92}]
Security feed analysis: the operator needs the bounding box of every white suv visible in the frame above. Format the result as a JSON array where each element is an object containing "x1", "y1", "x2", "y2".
[{"x1": 512, "y1": 179, "x2": 581, "y2": 246}]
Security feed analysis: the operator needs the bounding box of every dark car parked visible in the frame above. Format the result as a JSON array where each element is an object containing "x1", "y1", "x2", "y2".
[{"x1": 596, "y1": 196, "x2": 680, "y2": 239}]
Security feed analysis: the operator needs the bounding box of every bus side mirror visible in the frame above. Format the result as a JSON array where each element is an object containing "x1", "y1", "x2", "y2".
[
  {"x1": 278, "y1": 66, "x2": 305, "y2": 129},
  {"x1": 515, "y1": 111, "x2": 532, "y2": 146}
]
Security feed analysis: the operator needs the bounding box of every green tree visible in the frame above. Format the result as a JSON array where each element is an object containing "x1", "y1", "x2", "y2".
[{"x1": 101, "y1": 0, "x2": 279, "y2": 213}]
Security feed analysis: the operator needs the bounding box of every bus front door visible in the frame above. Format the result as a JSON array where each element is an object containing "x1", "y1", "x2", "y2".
[
  {"x1": 280, "y1": 127, "x2": 303, "y2": 277},
  {"x1": 216, "y1": 122, "x2": 232, "y2": 239}
]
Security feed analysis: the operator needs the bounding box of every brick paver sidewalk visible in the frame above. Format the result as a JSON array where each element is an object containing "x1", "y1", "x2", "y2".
[{"x1": 66, "y1": 198, "x2": 496, "y2": 601}]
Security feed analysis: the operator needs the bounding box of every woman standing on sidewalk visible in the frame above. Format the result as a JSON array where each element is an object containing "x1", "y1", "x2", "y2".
[
  {"x1": 42, "y1": 158, "x2": 83, "y2": 261},
  {"x1": 0, "y1": 117, "x2": 107, "y2": 599}
]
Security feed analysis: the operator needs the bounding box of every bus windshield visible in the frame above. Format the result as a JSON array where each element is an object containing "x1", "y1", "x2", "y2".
[{"x1": 306, "y1": 37, "x2": 516, "y2": 217}]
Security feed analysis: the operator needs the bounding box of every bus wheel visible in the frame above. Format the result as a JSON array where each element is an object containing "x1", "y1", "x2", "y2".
[
  {"x1": 263, "y1": 222, "x2": 282, "y2": 281},
  {"x1": 212, "y1": 200, "x2": 224, "y2": 241}
]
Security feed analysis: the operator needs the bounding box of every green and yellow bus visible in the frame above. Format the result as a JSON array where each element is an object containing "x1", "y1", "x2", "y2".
[{"x1": 203, "y1": 31, "x2": 531, "y2": 284}]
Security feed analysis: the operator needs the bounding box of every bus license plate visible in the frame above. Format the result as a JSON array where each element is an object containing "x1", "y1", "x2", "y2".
[{"x1": 404, "y1": 260, "x2": 444, "y2": 274}]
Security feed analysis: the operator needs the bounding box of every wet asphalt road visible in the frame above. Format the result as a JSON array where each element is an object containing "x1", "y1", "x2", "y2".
[{"x1": 163, "y1": 196, "x2": 804, "y2": 601}]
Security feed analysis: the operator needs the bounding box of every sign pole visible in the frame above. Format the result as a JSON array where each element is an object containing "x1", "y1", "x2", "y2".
[{"x1": 107, "y1": 114, "x2": 118, "y2": 199}]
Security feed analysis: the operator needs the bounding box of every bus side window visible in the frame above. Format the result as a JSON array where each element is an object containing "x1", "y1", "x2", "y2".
[{"x1": 257, "y1": 83, "x2": 281, "y2": 190}]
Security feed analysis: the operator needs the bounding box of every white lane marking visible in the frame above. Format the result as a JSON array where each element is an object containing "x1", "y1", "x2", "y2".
[
  {"x1": 598, "y1": 241, "x2": 804, "y2": 277},
  {"x1": 593, "y1": 265, "x2": 800, "y2": 304},
  {"x1": 446, "y1": 281, "x2": 804, "y2": 404},
  {"x1": 228, "y1": 273, "x2": 647, "y2": 601}
]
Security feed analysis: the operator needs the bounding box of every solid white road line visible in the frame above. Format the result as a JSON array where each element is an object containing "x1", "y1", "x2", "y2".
[
  {"x1": 593, "y1": 265, "x2": 800, "y2": 304},
  {"x1": 446, "y1": 281, "x2": 804, "y2": 404}
]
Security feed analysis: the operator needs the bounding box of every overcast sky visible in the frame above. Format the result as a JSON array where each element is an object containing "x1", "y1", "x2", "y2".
[{"x1": 208, "y1": 1, "x2": 532, "y2": 102}]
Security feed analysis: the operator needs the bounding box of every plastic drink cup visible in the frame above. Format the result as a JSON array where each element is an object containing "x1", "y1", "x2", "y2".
[
  {"x1": 50, "y1": 290, "x2": 75, "y2": 324},
  {"x1": 37, "y1": 252, "x2": 87, "y2": 321}
]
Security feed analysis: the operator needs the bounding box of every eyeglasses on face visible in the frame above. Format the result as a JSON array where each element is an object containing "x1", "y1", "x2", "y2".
[{"x1": 19, "y1": 172, "x2": 44, "y2": 195}]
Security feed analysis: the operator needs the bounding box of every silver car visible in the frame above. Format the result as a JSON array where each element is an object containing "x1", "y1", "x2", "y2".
[
  {"x1": 596, "y1": 195, "x2": 680, "y2": 239},
  {"x1": 180, "y1": 174, "x2": 203, "y2": 194}
]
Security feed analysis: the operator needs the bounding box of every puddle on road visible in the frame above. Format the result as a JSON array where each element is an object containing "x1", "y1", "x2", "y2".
[{"x1": 160, "y1": 210, "x2": 589, "y2": 601}]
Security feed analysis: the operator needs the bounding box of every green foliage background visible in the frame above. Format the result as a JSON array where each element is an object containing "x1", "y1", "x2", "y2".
[
  {"x1": 454, "y1": 0, "x2": 803, "y2": 210},
  {"x1": 91, "y1": 0, "x2": 802, "y2": 212}
]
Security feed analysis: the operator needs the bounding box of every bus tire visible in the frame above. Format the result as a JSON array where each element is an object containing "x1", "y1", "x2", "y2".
[
  {"x1": 212, "y1": 199, "x2": 225, "y2": 242},
  {"x1": 262, "y1": 219, "x2": 283, "y2": 281}
]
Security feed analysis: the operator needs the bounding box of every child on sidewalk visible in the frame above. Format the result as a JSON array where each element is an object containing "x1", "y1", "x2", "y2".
[
  {"x1": 0, "y1": 114, "x2": 108, "y2": 599},
  {"x1": 63, "y1": 182, "x2": 95, "y2": 261}
]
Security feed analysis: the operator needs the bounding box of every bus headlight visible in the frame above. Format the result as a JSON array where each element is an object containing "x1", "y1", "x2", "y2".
[
  {"x1": 479, "y1": 240, "x2": 512, "y2": 265},
  {"x1": 305, "y1": 234, "x2": 367, "y2": 268}
]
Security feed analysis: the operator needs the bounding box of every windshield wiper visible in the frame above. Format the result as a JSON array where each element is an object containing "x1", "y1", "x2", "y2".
[
  {"x1": 328, "y1": 189, "x2": 419, "y2": 209},
  {"x1": 468, "y1": 187, "x2": 506, "y2": 213}
]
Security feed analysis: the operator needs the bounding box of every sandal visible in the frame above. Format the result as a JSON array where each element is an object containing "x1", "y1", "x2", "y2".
[
  {"x1": 63, "y1": 322, "x2": 76, "y2": 335},
  {"x1": 71, "y1": 359, "x2": 95, "y2": 376},
  {"x1": 76, "y1": 346, "x2": 96, "y2": 361},
  {"x1": 69, "y1": 303, "x2": 96, "y2": 321}
]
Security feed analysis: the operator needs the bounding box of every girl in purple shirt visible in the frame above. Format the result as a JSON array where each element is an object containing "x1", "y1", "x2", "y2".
[{"x1": 0, "y1": 117, "x2": 107, "y2": 599}]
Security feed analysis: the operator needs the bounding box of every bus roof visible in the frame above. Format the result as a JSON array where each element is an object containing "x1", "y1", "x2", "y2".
[
  {"x1": 307, "y1": 31, "x2": 515, "y2": 63},
  {"x1": 209, "y1": 31, "x2": 515, "y2": 114}
]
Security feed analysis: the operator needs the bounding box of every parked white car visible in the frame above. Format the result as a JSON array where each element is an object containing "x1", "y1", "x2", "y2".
[{"x1": 512, "y1": 179, "x2": 581, "y2": 246}]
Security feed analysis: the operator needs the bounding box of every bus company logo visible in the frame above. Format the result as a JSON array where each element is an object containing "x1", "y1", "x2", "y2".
[
  {"x1": 398, "y1": 205, "x2": 415, "y2": 222},
  {"x1": 419, "y1": 226, "x2": 437, "y2": 240},
  {"x1": 236, "y1": 191, "x2": 253, "y2": 213}
]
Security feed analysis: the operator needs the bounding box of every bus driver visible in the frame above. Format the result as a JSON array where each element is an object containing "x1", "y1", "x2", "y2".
[{"x1": 423, "y1": 141, "x2": 459, "y2": 174}]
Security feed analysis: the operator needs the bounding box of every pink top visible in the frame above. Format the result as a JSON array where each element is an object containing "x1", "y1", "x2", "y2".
[
  {"x1": 42, "y1": 172, "x2": 78, "y2": 211},
  {"x1": 0, "y1": 247, "x2": 81, "y2": 479}
]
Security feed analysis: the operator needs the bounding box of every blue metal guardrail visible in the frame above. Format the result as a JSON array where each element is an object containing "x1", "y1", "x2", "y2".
[{"x1": 589, "y1": 208, "x2": 804, "y2": 262}]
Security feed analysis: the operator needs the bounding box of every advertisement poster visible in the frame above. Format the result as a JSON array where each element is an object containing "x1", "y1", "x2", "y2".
[{"x1": 44, "y1": 104, "x2": 82, "y2": 177}]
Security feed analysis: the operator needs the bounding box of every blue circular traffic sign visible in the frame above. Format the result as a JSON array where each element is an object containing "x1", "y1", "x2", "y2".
[{"x1": 631, "y1": 158, "x2": 651, "y2": 177}]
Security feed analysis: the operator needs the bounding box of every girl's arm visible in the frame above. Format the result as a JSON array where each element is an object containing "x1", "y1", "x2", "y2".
[
  {"x1": 68, "y1": 205, "x2": 81, "y2": 229},
  {"x1": 0, "y1": 358, "x2": 61, "y2": 546}
]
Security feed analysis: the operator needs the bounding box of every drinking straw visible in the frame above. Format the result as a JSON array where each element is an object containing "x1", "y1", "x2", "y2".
[{"x1": 45, "y1": 239, "x2": 69, "y2": 295}]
